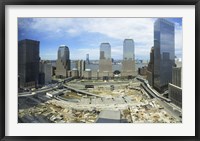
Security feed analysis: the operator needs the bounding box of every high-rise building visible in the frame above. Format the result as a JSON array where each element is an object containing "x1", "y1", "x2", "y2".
[
  {"x1": 147, "y1": 47, "x2": 154, "y2": 86},
  {"x1": 18, "y1": 39, "x2": 40, "y2": 88},
  {"x1": 153, "y1": 18, "x2": 175, "y2": 92},
  {"x1": 99, "y1": 43, "x2": 112, "y2": 79},
  {"x1": 86, "y1": 54, "x2": 90, "y2": 64},
  {"x1": 75, "y1": 60, "x2": 85, "y2": 78},
  {"x1": 123, "y1": 39, "x2": 135, "y2": 60},
  {"x1": 38, "y1": 72, "x2": 45, "y2": 86},
  {"x1": 55, "y1": 45, "x2": 70, "y2": 78},
  {"x1": 122, "y1": 39, "x2": 135, "y2": 78},
  {"x1": 168, "y1": 66, "x2": 182, "y2": 108},
  {"x1": 168, "y1": 83, "x2": 182, "y2": 108},
  {"x1": 100, "y1": 43, "x2": 111, "y2": 60},
  {"x1": 39, "y1": 61, "x2": 52, "y2": 85},
  {"x1": 172, "y1": 67, "x2": 182, "y2": 87}
]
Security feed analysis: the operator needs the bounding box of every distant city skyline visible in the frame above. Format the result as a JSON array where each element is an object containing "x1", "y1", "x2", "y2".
[{"x1": 18, "y1": 18, "x2": 182, "y2": 60}]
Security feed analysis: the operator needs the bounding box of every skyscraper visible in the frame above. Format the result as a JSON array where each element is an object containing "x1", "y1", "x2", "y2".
[
  {"x1": 18, "y1": 39, "x2": 40, "y2": 88},
  {"x1": 146, "y1": 47, "x2": 154, "y2": 86},
  {"x1": 168, "y1": 66, "x2": 182, "y2": 108},
  {"x1": 99, "y1": 43, "x2": 112, "y2": 79},
  {"x1": 123, "y1": 39, "x2": 135, "y2": 60},
  {"x1": 86, "y1": 54, "x2": 90, "y2": 64},
  {"x1": 39, "y1": 61, "x2": 52, "y2": 85},
  {"x1": 55, "y1": 45, "x2": 70, "y2": 78},
  {"x1": 122, "y1": 39, "x2": 135, "y2": 78},
  {"x1": 75, "y1": 60, "x2": 86, "y2": 78},
  {"x1": 153, "y1": 18, "x2": 175, "y2": 92},
  {"x1": 100, "y1": 43, "x2": 111, "y2": 60},
  {"x1": 172, "y1": 67, "x2": 182, "y2": 87}
]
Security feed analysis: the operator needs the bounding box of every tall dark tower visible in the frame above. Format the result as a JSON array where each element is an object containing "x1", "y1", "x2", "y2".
[
  {"x1": 55, "y1": 45, "x2": 70, "y2": 78},
  {"x1": 153, "y1": 18, "x2": 175, "y2": 92},
  {"x1": 18, "y1": 39, "x2": 40, "y2": 88}
]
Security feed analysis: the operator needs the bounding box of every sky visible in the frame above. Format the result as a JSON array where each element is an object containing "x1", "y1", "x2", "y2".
[{"x1": 18, "y1": 18, "x2": 182, "y2": 60}]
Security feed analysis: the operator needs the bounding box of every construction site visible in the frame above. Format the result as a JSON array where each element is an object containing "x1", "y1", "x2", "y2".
[{"x1": 18, "y1": 78, "x2": 181, "y2": 123}]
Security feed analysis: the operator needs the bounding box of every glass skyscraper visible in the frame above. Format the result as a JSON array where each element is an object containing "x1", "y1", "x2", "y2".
[
  {"x1": 100, "y1": 43, "x2": 111, "y2": 60},
  {"x1": 99, "y1": 43, "x2": 112, "y2": 78},
  {"x1": 122, "y1": 39, "x2": 135, "y2": 78},
  {"x1": 55, "y1": 45, "x2": 70, "y2": 78},
  {"x1": 123, "y1": 39, "x2": 135, "y2": 60},
  {"x1": 153, "y1": 18, "x2": 175, "y2": 92},
  {"x1": 57, "y1": 45, "x2": 70, "y2": 62}
]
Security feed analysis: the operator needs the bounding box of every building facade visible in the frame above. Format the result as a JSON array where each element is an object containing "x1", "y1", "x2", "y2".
[
  {"x1": 55, "y1": 45, "x2": 70, "y2": 78},
  {"x1": 147, "y1": 47, "x2": 154, "y2": 86},
  {"x1": 122, "y1": 39, "x2": 135, "y2": 78},
  {"x1": 99, "y1": 43, "x2": 112, "y2": 78},
  {"x1": 75, "y1": 60, "x2": 85, "y2": 78},
  {"x1": 39, "y1": 61, "x2": 52, "y2": 85},
  {"x1": 71, "y1": 68, "x2": 79, "y2": 78},
  {"x1": 168, "y1": 83, "x2": 182, "y2": 108},
  {"x1": 168, "y1": 66, "x2": 182, "y2": 108},
  {"x1": 86, "y1": 54, "x2": 90, "y2": 64},
  {"x1": 83, "y1": 69, "x2": 92, "y2": 79},
  {"x1": 18, "y1": 39, "x2": 40, "y2": 88},
  {"x1": 153, "y1": 18, "x2": 175, "y2": 92},
  {"x1": 172, "y1": 67, "x2": 182, "y2": 87}
]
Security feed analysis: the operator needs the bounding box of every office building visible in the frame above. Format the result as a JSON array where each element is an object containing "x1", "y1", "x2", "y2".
[
  {"x1": 172, "y1": 67, "x2": 182, "y2": 87},
  {"x1": 99, "y1": 43, "x2": 112, "y2": 79},
  {"x1": 18, "y1": 39, "x2": 40, "y2": 88},
  {"x1": 71, "y1": 68, "x2": 79, "y2": 78},
  {"x1": 55, "y1": 45, "x2": 70, "y2": 78},
  {"x1": 147, "y1": 47, "x2": 154, "y2": 86},
  {"x1": 100, "y1": 43, "x2": 111, "y2": 60},
  {"x1": 123, "y1": 39, "x2": 135, "y2": 60},
  {"x1": 169, "y1": 66, "x2": 182, "y2": 108},
  {"x1": 18, "y1": 75, "x2": 20, "y2": 89},
  {"x1": 168, "y1": 83, "x2": 182, "y2": 108},
  {"x1": 122, "y1": 39, "x2": 135, "y2": 78},
  {"x1": 38, "y1": 72, "x2": 45, "y2": 86},
  {"x1": 51, "y1": 66, "x2": 56, "y2": 76},
  {"x1": 75, "y1": 60, "x2": 85, "y2": 78},
  {"x1": 83, "y1": 69, "x2": 92, "y2": 79},
  {"x1": 153, "y1": 18, "x2": 175, "y2": 92},
  {"x1": 39, "y1": 61, "x2": 52, "y2": 85},
  {"x1": 86, "y1": 54, "x2": 90, "y2": 64}
]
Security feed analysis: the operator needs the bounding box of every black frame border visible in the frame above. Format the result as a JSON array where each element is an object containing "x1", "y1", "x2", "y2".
[{"x1": 0, "y1": 0, "x2": 200, "y2": 141}]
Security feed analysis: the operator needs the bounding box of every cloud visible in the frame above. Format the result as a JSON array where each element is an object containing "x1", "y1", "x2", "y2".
[
  {"x1": 18, "y1": 18, "x2": 182, "y2": 60},
  {"x1": 66, "y1": 29, "x2": 80, "y2": 36},
  {"x1": 82, "y1": 18, "x2": 154, "y2": 47}
]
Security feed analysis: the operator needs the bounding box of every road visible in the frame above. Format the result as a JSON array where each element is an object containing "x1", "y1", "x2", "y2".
[
  {"x1": 18, "y1": 84, "x2": 61, "y2": 97},
  {"x1": 63, "y1": 84, "x2": 105, "y2": 98},
  {"x1": 137, "y1": 77, "x2": 181, "y2": 120},
  {"x1": 156, "y1": 98, "x2": 181, "y2": 120}
]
